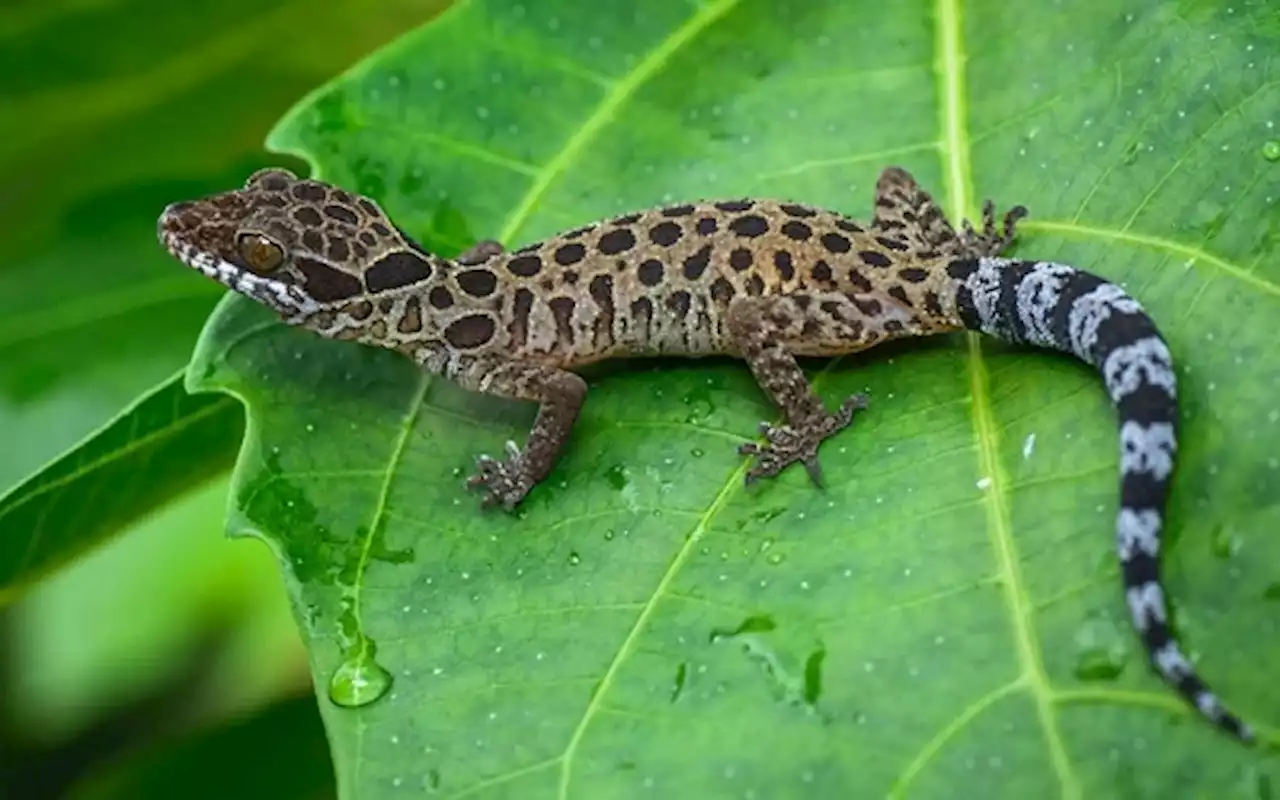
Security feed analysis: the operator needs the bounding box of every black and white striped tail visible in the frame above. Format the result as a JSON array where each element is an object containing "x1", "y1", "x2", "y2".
[{"x1": 946, "y1": 256, "x2": 1254, "y2": 743}]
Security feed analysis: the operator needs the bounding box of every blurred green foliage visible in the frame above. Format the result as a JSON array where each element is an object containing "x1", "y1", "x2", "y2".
[{"x1": 0, "y1": 0, "x2": 449, "y2": 796}]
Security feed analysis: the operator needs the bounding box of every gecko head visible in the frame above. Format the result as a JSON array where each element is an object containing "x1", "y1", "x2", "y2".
[{"x1": 158, "y1": 168, "x2": 443, "y2": 324}]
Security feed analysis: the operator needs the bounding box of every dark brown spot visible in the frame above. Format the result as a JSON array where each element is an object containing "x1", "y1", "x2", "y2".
[
  {"x1": 332, "y1": 190, "x2": 353, "y2": 204},
  {"x1": 358, "y1": 199, "x2": 380, "y2": 216},
  {"x1": 773, "y1": 251, "x2": 794, "y2": 280},
  {"x1": 366, "y1": 251, "x2": 434, "y2": 292},
  {"x1": 564, "y1": 270, "x2": 579, "y2": 285},
  {"x1": 563, "y1": 225, "x2": 593, "y2": 239},
  {"x1": 598, "y1": 228, "x2": 637, "y2": 255},
  {"x1": 923, "y1": 291, "x2": 944, "y2": 316},
  {"x1": 781, "y1": 221, "x2": 812, "y2": 241},
  {"x1": 852, "y1": 296, "x2": 883, "y2": 315},
  {"x1": 302, "y1": 230, "x2": 325, "y2": 252},
  {"x1": 253, "y1": 172, "x2": 291, "y2": 191},
  {"x1": 292, "y1": 183, "x2": 326, "y2": 202},
  {"x1": 729, "y1": 248, "x2": 753, "y2": 271},
  {"x1": 359, "y1": 231, "x2": 377, "y2": 247},
  {"x1": 548, "y1": 296, "x2": 575, "y2": 343},
  {"x1": 293, "y1": 207, "x2": 323, "y2": 227},
  {"x1": 696, "y1": 217, "x2": 718, "y2": 235},
  {"x1": 372, "y1": 222, "x2": 391, "y2": 237},
  {"x1": 507, "y1": 254, "x2": 543, "y2": 277},
  {"x1": 509, "y1": 288, "x2": 534, "y2": 348},
  {"x1": 352, "y1": 242, "x2": 368, "y2": 260},
  {"x1": 710, "y1": 278, "x2": 735, "y2": 305},
  {"x1": 662, "y1": 204, "x2": 695, "y2": 216},
  {"x1": 860, "y1": 250, "x2": 893, "y2": 268},
  {"x1": 811, "y1": 259, "x2": 833, "y2": 282},
  {"x1": 746, "y1": 275, "x2": 765, "y2": 296},
  {"x1": 295, "y1": 257, "x2": 363, "y2": 303},
  {"x1": 898, "y1": 267, "x2": 929, "y2": 283},
  {"x1": 444, "y1": 314, "x2": 496, "y2": 349},
  {"x1": 554, "y1": 243, "x2": 586, "y2": 266},
  {"x1": 666, "y1": 290, "x2": 692, "y2": 315},
  {"x1": 613, "y1": 213, "x2": 642, "y2": 225},
  {"x1": 780, "y1": 203, "x2": 817, "y2": 217},
  {"x1": 729, "y1": 215, "x2": 769, "y2": 237},
  {"x1": 715, "y1": 200, "x2": 753, "y2": 212},
  {"x1": 847, "y1": 269, "x2": 873, "y2": 292},
  {"x1": 259, "y1": 194, "x2": 287, "y2": 208},
  {"x1": 877, "y1": 236, "x2": 910, "y2": 251},
  {"x1": 457, "y1": 268, "x2": 498, "y2": 297},
  {"x1": 835, "y1": 218, "x2": 862, "y2": 233},
  {"x1": 327, "y1": 237, "x2": 349, "y2": 262},
  {"x1": 821, "y1": 232, "x2": 852, "y2": 253},
  {"x1": 649, "y1": 221, "x2": 682, "y2": 246},
  {"x1": 884, "y1": 319, "x2": 905, "y2": 334},
  {"x1": 397, "y1": 296, "x2": 424, "y2": 333},
  {"x1": 428, "y1": 286, "x2": 454, "y2": 309},
  {"x1": 346, "y1": 299, "x2": 373, "y2": 320},
  {"x1": 323, "y1": 204, "x2": 360, "y2": 225},
  {"x1": 888, "y1": 285, "x2": 912, "y2": 306},
  {"x1": 377, "y1": 297, "x2": 395, "y2": 313},
  {"x1": 589, "y1": 274, "x2": 614, "y2": 311},
  {"x1": 630, "y1": 297, "x2": 653, "y2": 329},
  {"x1": 637, "y1": 258, "x2": 664, "y2": 286},
  {"x1": 683, "y1": 244, "x2": 712, "y2": 280}
]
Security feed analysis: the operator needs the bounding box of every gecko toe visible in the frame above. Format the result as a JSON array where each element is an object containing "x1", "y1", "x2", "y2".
[
  {"x1": 466, "y1": 449, "x2": 532, "y2": 510},
  {"x1": 738, "y1": 393, "x2": 868, "y2": 487}
]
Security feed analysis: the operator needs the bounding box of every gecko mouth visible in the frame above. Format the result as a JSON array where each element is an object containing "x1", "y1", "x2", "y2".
[{"x1": 156, "y1": 203, "x2": 316, "y2": 316}]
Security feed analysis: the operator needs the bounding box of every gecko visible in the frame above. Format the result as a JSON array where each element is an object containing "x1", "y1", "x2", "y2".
[{"x1": 157, "y1": 164, "x2": 1255, "y2": 743}]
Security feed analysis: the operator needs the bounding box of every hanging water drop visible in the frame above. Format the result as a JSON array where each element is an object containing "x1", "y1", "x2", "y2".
[{"x1": 328, "y1": 651, "x2": 393, "y2": 707}]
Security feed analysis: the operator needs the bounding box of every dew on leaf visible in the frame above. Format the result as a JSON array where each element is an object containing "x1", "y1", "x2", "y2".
[
  {"x1": 567, "y1": 551, "x2": 582, "y2": 566},
  {"x1": 671, "y1": 662, "x2": 688, "y2": 702},
  {"x1": 802, "y1": 644, "x2": 825, "y2": 704},
  {"x1": 605, "y1": 464, "x2": 629, "y2": 490},
  {"x1": 709, "y1": 614, "x2": 777, "y2": 643},
  {"x1": 1210, "y1": 523, "x2": 1241, "y2": 559},
  {"x1": 1261, "y1": 140, "x2": 1280, "y2": 161},
  {"x1": 328, "y1": 651, "x2": 393, "y2": 708},
  {"x1": 1073, "y1": 612, "x2": 1131, "y2": 682},
  {"x1": 423, "y1": 769, "x2": 441, "y2": 792},
  {"x1": 766, "y1": 552, "x2": 786, "y2": 565}
]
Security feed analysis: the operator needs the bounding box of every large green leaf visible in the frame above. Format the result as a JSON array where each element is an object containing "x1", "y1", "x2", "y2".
[
  {"x1": 185, "y1": 0, "x2": 1278, "y2": 796},
  {"x1": 0, "y1": 0, "x2": 451, "y2": 587}
]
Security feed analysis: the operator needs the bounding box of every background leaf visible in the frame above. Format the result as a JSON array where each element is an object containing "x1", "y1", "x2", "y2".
[{"x1": 187, "y1": 0, "x2": 1278, "y2": 797}]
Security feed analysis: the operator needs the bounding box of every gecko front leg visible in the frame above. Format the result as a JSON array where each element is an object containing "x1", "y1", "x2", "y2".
[{"x1": 447, "y1": 356, "x2": 588, "y2": 509}]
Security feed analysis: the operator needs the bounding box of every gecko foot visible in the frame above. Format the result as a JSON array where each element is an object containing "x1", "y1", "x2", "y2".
[
  {"x1": 466, "y1": 440, "x2": 533, "y2": 510},
  {"x1": 738, "y1": 394, "x2": 869, "y2": 486},
  {"x1": 958, "y1": 200, "x2": 1028, "y2": 258}
]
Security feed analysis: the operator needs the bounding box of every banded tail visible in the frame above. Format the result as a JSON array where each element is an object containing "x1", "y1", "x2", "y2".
[{"x1": 946, "y1": 255, "x2": 1253, "y2": 743}]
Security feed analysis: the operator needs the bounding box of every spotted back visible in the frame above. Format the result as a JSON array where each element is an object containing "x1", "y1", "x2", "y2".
[{"x1": 157, "y1": 168, "x2": 446, "y2": 322}]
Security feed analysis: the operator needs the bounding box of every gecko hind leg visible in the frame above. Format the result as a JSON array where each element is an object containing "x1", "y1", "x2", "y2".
[
  {"x1": 724, "y1": 292, "x2": 914, "y2": 485},
  {"x1": 957, "y1": 199, "x2": 1028, "y2": 258}
]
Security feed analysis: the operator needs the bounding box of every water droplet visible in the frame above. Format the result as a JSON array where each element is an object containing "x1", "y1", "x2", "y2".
[
  {"x1": 1210, "y1": 523, "x2": 1241, "y2": 559},
  {"x1": 671, "y1": 662, "x2": 688, "y2": 702},
  {"x1": 568, "y1": 551, "x2": 582, "y2": 566},
  {"x1": 424, "y1": 768, "x2": 441, "y2": 792},
  {"x1": 758, "y1": 537, "x2": 775, "y2": 553},
  {"x1": 605, "y1": 464, "x2": 629, "y2": 490},
  {"x1": 604, "y1": 529, "x2": 615, "y2": 541},
  {"x1": 802, "y1": 644, "x2": 825, "y2": 704},
  {"x1": 766, "y1": 552, "x2": 786, "y2": 565},
  {"x1": 1262, "y1": 140, "x2": 1280, "y2": 162},
  {"x1": 1073, "y1": 613, "x2": 1130, "y2": 682},
  {"x1": 328, "y1": 651, "x2": 393, "y2": 707},
  {"x1": 709, "y1": 614, "x2": 776, "y2": 643}
]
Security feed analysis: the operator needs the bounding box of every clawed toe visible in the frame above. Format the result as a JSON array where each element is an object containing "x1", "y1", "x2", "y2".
[
  {"x1": 737, "y1": 394, "x2": 868, "y2": 487},
  {"x1": 466, "y1": 440, "x2": 531, "y2": 510}
]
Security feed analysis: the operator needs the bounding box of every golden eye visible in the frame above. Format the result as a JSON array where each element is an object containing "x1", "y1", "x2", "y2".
[{"x1": 237, "y1": 233, "x2": 285, "y2": 273}]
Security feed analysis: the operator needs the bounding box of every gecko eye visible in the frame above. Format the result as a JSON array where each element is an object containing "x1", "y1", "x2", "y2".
[{"x1": 237, "y1": 233, "x2": 285, "y2": 273}]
